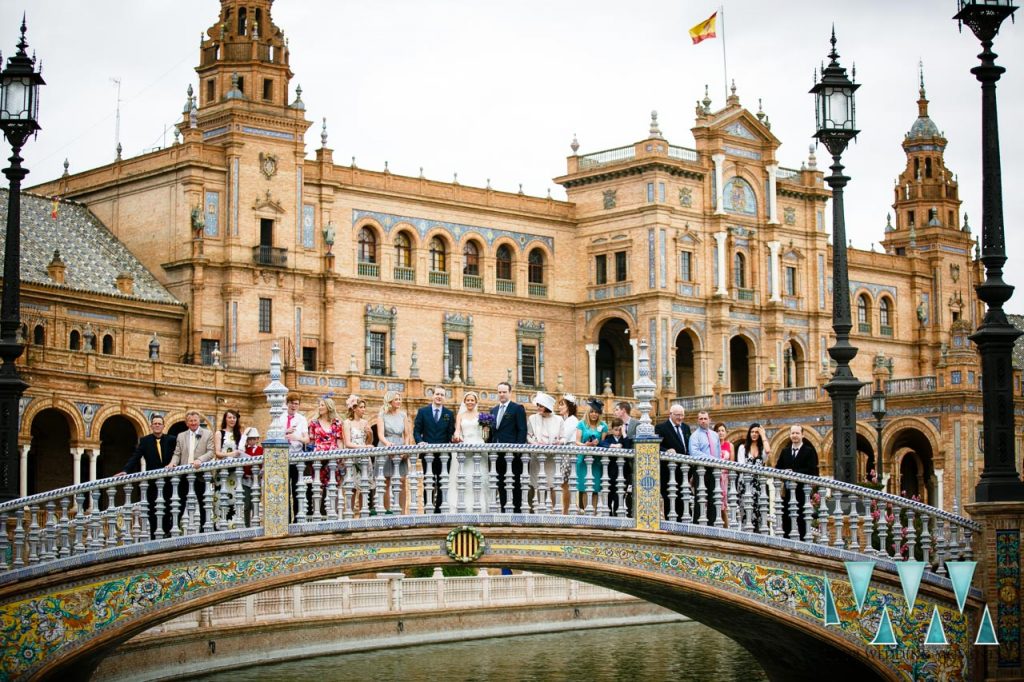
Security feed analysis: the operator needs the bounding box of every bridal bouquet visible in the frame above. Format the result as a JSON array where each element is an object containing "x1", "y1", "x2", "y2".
[{"x1": 478, "y1": 412, "x2": 496, "y2": 439}]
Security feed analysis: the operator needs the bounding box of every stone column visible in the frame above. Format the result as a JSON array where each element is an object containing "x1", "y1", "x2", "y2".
[
  {"x1": 88, "y1": 449, "x2": 99, "y2": 482},
  {"x1": 712, "y1": 153, "x2": 726, "y2": 215},
  {"x1": 19, "y1": 444, "x2": 29, "y2": 498},
  {"x1": 766, "y1": 163, "x2": 780, "y2": 224},
  {"x1": 714, "y1": 231, "x2": 728, "y2": 296},
  {"x1": 629, "y1": 338, "x2": 639, "y2": 386},
  {"x1": 71, "y1": 448, "x2": 84, "y2": 487},
  {"x1": 585, "y1": 343, "x2": 599, "y2": 395},
  {"x1": 768, "y1": 240, "x2": 782, "y2": 302},
  {"x1": 934, "y1": 469, "x2": 945, "y2": 511},
  {"x1": 965, "y1": 501, "x2": 1024, "y2": 678}
]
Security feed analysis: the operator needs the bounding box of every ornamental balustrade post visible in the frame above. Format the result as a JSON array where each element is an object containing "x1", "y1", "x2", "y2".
[
  {"x1": 262, "y1": 343, "x2": 290, "y2": 536},
  {"x1": 632, "y1": 338, "x2": 662, "y2": 530}
]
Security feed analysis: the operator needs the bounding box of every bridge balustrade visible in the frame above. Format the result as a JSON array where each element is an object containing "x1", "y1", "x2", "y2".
[{"x1": 0, "y1": 445, "x2": 979, "y2": 580}]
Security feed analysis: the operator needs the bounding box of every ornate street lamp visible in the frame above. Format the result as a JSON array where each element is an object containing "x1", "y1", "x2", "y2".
[
  {"x1": 811, "y1": 29, "x2": 863, "y2": 484},
  {"x1": 871, "y1": 379, "x2": 887, "y2": 483},
  {"x1": 955, "y1": 0, "x2": 1024, "y2": 502},
  {"x1": 0, "y1": 17, "x2": 44, "y2": 502}
]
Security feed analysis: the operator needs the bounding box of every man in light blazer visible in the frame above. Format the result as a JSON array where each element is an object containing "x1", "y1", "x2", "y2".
[{"x1": 168, "y1": 410, "x2": 214, "y2": 530}]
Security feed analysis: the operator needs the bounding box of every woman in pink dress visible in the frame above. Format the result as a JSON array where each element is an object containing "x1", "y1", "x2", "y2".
[{"x1": 715, "y1": 422, "x2": 733, "y2": 524}]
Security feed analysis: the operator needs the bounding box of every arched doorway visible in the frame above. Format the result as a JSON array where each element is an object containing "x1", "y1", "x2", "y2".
[
  {"x1": 783, "y1": 339, "x2": 805, "y2": 388},
  {"x1": 729, "y1": 336, "x2": 752, "y2": 392},
  {"x1": 675, "y1": 331, "x2": 697, "y2": 397},
  {"x1": 98, "y1": 416, "x2": 140, "y2": 479},
  {"x1": 28, "y1": 409, "x2": 76, "y2": 494},
  {"x1": 889, "y1": 428, "x2": 935, "y2": 503},
  {"x1": 595, "y1": 318, "x2": 633, "y2": 396},
  {"x1": 856, "y1": 432, "x2": 875, "y2": 483}
]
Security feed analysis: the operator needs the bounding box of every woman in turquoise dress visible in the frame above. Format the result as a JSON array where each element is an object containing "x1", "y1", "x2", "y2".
[{"x1": 575, "y1": 399, "x2": 608, "y2": 511}]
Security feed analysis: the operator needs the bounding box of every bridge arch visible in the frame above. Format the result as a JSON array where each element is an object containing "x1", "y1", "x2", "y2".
[{"x1": 0, "y1": 525, "x2": 976, "y2": 682}]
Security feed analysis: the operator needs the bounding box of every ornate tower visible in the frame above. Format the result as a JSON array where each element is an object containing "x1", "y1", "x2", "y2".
[
  {"x1": 884, "y1": 66, "x2": 963, "y2": 250},
  {"x1": 196, "y1": 0, "x2": 294, "y2": 112}
]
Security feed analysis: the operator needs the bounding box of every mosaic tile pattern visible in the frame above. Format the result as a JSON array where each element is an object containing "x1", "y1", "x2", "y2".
[
  {"x1": 0, "y1": 190, "x2": 179, "y2": 304},
  {"x1": 0, "y1": 531, "x2": 973, "y2": 681},
  {"x1": 996, "y1": 529, "x2": 1020, "y2": 667}
]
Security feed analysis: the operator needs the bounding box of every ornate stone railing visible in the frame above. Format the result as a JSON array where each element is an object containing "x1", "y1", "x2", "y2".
[
  {"x1": 721, "y1": 389, "x2": 771, "y2": 408},
  {"x1": 0, "y1": 445, "x2": 979, "y2": 578},
  {"x1": 776, "y1": 385, "x2": 819, "y2": 404},
  {"x1": 667, "y1": 146, "x2": 699, "y2": 162},
  {"x1": 886, "y1": 375, "x2": 937, "y2": 395},
  {"x1": 148, "y1": 573, "x2": 633, "y2": 633},
  {"x1": 578, "y1": 145, "x2": 636, "y2": 169},
  {"x1": 671, "y1": 395, "x2": 713, "y2": 412}
]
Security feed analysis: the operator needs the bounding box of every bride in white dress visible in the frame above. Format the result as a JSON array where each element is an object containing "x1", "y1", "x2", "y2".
[{"x1": 452, "y1": 391, "x2": 488, "y2": 512}]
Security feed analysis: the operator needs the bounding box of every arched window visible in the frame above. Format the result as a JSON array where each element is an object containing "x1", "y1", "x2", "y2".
[
  {"x1": 358, "y1": 227, "x2": 378, "y2": 263},
  {"x1": 463, "y1": 241, "x2": 480, "y2": 276},
  {"x1": 880, "y1": 297, "x2": 892, "y2": 333},
  {"x1": 733, "y1": 252, "x2": 746, "y2": 289},
  {"x1": 69, "y1": 330, "x2": 81, "y2": 351},
  {"x1": 429, "y1": 237, "x2": 447, "y2": 272},
  {"x1": 238, "y1": 7, "x2": 247, "y2": 35},
  {"x1": 102, "y1": 334, "x2": 114, "y2": 355},
  {"x1": 32, "y1": 324, "x2": 44, "y2": 346},
  {"x1": 528, "y1": 248, "x2": 544, "y2": 284},
  {"x1": 394, "y1": 232, "x2": 412, "y2": 268},
  {"x1": 857, "y1": 294, "x2": 871, "y2": 331},
  {"x1": 925, "y1": 158, "x2": 933, "y2": 179},
  {"x1": 496, "y1": 245, "x2": 513, "y2": 281}
]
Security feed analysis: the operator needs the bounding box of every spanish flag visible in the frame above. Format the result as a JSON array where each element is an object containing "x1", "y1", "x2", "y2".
[{"x1": 689, "y1": 12, "x2": 717, "y2": 45}]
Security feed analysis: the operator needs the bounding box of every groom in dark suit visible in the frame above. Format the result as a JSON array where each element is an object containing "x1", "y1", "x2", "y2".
[
  {"x1": 413, "y1": 386, "x2": 455, "y2": 512},
  {"x1": 775, "y1": 423, "x2": 819, "y2": 539},
  {"x1": 116, "y1": 414, "x2": 177, "y2": 538},
  {"x1": 489, "y1": 381, "x2": 528, "y2": 512}
]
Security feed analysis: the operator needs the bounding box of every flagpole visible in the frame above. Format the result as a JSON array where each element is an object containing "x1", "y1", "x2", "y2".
[{"x1": 720, "y1": 5, "x2": 729, "y2": 102}]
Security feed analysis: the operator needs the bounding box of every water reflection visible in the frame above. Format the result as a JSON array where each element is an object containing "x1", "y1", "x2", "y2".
[{"x1": 191, "y1": 621, "x2": 767, "y2": 682}]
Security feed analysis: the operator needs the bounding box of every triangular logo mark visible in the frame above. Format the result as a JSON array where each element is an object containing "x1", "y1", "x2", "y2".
[
  {"x1": 924, "y1": 605, "x2": 948, "y2": 646},
  {"x1": 823, "y1": 576, "x2": 840, "y2": 626},
  {"x1": 870, "y1": 605, "x2": 898, "y2": 646},
  {"x1": 897, "y1": 561, "x2": 926, "y2": 614},
  {"x1": 975, "y1": 605, "x2": 999, "y2": 646},
  {"x1": 947, "y1": 561, "x2": 977, "y2": 614},
  {"x1": 845, "y1": 561, "x2": 875, "y2": 613}
]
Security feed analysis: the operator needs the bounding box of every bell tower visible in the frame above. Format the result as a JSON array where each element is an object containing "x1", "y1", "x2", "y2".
[
  {"x1": 883, "y1": 65, "x2": 963, "y2": 255},
  {"x1": 196, "y1": 0, "x2": 293, "y2": 111}
]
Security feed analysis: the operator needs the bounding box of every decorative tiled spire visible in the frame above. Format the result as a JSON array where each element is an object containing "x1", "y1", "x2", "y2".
[
  {"x1": 320, "y1": 117, "x2": 328, "y2": 147},
  {"x1": 648, "y1": 110, "x2": 663, "y2": 139},
  {"x1": 570, "y1": 133, "x2": 579, "y2": 154}
]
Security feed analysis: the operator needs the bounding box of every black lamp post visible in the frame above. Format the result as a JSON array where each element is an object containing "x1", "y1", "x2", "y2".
[
  {"x1": 812, "y1": 29, "x2": 863, "y2": 484},
  {"x1": 955, "y1": 0, "x2": 1024, "y2": 502},
  {"x1": 0, "y1": 17, "x2": 44, "y2": 502},
  {"x1": 871, "y1": 379, "x2": 887, "y2": 483}
]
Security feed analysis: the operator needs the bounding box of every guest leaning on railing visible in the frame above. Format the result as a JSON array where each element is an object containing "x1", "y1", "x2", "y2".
[
  {"x1": 735, "y1": 423, "x2": 771, "y2": 531},
  {"x1": 575, "y1": 399, "x2": 607, "y2": 513}
]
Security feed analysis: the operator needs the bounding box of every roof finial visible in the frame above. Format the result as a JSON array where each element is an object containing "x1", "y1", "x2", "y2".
[
  {"x1": 730, "y1": 79, "x2": 736, "y2": 96},
  {"x1": 807, "y1": 143, "x2": 817, "y2": 170},
  {"x1": 919, "y1": 59, "x2": 926, "y2": 98},
  {"x1": 756, "y1": 98, "x2": 766, "y2": 123},
  {"x1": 291, "y1": 84, "x2": 305, "y2": 110},
  {"x1": 62, "y1": 158, "x2": 69, "y2": 177},
  {"x1": 321, "y1": 117, "x2": 328, "y2": 147},
  {"x1": 115, "y1": 142, "x2": 123, "y2": 161},
  {"x1": 183, "y1": 84, "x2": 194, "y2": 114},
  {"x1": 702, "y1": 84, "x2": 712, "y2": 114},
  {"x1": 649, "y1": 110, "x2": 663, "y2": 139},
  {"x1": 570, "y1": 133, "x2": 579, "y2": 154}
]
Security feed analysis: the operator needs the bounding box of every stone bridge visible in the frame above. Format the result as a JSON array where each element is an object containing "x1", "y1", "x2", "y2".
[
  {"x1": 0, "y1": 346, "x2": 1013, "y2": 681},
  {"x1": 0, "y1": 440, "x2": 990, "y2": 682}
]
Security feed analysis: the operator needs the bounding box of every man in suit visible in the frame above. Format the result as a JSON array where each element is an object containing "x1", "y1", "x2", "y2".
[
  {"x1": 489, "y1": 381, "x2": 528, "y2": 512},
  {"x1": 775, "y1": 423, "x2": 819, "y2": 539},
  {"x1": 116, "y1": 414, "x2": 176, "y2": 539},
  {"x1": 655, "y1": 404, "x2": 691, "y2": 520},
  {"x1": 168, "y1": 410, "x2": 215, "y2": 530},
  {"x1": 413, "y1": 386, "x2": 455, "y2": 512},
  {"x1": 687, "y1": 410, "x2": 722, "y2": 525}
]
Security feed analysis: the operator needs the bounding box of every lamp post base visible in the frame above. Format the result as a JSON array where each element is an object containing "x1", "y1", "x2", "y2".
[
  {"x1": 824, "y1": 375, "x2": 864, "y2": 484},
  {"x1": 0, "y1": 366, "x2": 27, "y2": 502}
]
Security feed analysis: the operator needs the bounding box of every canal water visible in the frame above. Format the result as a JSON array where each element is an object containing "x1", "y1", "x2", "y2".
[{"x1": 189, "y1": 621, "x2": 768, "y2": 681}]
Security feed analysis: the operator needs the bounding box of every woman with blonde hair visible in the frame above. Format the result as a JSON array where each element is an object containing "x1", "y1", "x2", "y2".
[
  {"x1": 376, "y1": 391, "x2": 412, "y2": 513},
  {"x1": 452, "y1": 391, "x2": 486, "y2": 511},
  {"x1": 342, "y1": 395, "x2": 373, "y2": 514}
]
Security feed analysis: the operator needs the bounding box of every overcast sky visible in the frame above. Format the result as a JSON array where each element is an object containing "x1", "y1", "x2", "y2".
[{"x1": 1, "y1": 1, "x2": 1021, "y2": 312}]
